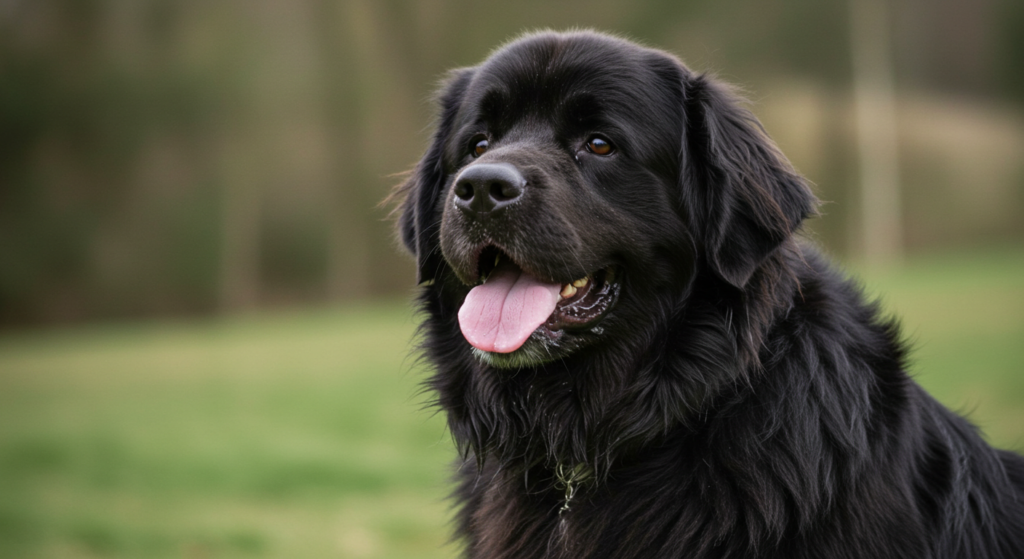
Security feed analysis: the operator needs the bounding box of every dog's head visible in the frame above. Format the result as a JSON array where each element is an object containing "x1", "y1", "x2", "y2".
[{"x1": 397, "y1": 31, "x2": 815, "y2": 369}]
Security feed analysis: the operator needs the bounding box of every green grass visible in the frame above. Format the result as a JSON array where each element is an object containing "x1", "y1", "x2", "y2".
[
  {"x1": 0, "y1": 246, "x2": 1022, "y2": 558},
  {"x1": 855, "y1": 246, "x2": 1024, "y2": 450},
  {"x1": 0, "y1": 304, "x2": 456, "y2": 558}
]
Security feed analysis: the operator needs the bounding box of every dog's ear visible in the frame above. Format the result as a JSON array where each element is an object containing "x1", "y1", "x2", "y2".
[
  {"x1": 397, "y1": 68, "x2": 475, "y2": 284},
  {"x1": 681, "y1": 73, "x2": 817, "y2": 289}
]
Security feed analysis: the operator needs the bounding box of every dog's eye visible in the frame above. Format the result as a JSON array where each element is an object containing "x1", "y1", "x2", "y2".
[
  {"x1": 586, "y1": 136, "x2": 613, "y2": 156},
  {"x1": 471, "y1": 136, "x2": 489, "y2": 157}
]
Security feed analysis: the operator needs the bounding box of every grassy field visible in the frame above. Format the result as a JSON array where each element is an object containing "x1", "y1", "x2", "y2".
[{"x1": 0, "y1": 247, "x2": 1022, "y2": 558}]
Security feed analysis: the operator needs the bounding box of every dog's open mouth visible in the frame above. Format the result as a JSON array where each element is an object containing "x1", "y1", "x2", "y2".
[{"x1": 457, "y1": 247, "x2": 620, "y2": 355}]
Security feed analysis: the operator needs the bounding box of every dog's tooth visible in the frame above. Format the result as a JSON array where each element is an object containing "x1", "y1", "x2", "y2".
[
  {"x1": 572, "y1": 277, "x2": 588, "y2": 288},
  {"x1": 495, "y1": 254, "x2": 501, "y2": 267},
  {"x1": 560, "y1": 284, "x2": 577, "y2": 299}
]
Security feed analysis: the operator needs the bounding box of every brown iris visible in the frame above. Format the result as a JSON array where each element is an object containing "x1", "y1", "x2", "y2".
[
  {"x1": 586, "y1": 136, "x2": 613, "y2": 155},
  {"x1": 472, "y1": 137, "x2": 489, "y2": 157}
]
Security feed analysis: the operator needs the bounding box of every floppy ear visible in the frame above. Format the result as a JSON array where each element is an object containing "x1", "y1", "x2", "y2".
[
  {"x1": 397, "y1": 68, "x2": 475, "y2": 284},
  {"x1": 681, "y1": 73, "x2": 817, "y2": 289}
]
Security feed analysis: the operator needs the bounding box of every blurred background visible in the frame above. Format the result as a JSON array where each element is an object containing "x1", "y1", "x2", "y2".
[{"x1": 0, "y1": 0, "x2": 1021, "y2": 557}]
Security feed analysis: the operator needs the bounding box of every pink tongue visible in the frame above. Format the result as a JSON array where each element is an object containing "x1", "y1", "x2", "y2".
[{"x1": 458, "y1": 261, "x2": 562, "y2": 353}]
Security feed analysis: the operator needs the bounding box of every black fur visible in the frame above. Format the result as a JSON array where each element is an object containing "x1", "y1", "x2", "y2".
[{"x1": 394, "y1": 31, "x2": 1024, "y2": 558}]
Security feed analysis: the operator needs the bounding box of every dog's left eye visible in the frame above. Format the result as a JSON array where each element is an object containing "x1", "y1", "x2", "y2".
[{"x1": 585, "y1": 136, "x2": 613, "y2": 156}]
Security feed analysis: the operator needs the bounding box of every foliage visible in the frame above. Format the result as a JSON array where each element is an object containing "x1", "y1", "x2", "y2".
[{"x1": 0, "y1": 0, "x2": 1021, "y2": 327}]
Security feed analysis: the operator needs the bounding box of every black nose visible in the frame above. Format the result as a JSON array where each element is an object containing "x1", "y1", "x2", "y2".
[{"x1": 452, "y1": 163, "x2": 525, "y2": 218}]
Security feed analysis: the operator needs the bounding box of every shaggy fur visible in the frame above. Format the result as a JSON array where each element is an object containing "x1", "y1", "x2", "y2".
[{"x1": 394, "y1": 30, "x2": 1024, "y2": 559}]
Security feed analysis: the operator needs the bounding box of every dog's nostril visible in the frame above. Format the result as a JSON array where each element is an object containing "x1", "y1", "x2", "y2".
[
  {"x1": 490, "y1": 181, "x2": 520, "y2": 202},
  {"x1": 454, "y1": 181, "x2": 474, "y2": 201}
]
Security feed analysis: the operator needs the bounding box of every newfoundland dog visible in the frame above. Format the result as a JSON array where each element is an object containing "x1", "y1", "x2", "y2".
[{"x1": 394, "y1": 30, "x2": 1024, "y2": 558}]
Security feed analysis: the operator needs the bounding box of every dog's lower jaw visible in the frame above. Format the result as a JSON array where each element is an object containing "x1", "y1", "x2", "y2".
[
  {"x1": 471, "y1": 342, "x2": 560, "y2": 369},
  {"x1": 468, "y1": 320, "x2": 609, "y2": 368}
]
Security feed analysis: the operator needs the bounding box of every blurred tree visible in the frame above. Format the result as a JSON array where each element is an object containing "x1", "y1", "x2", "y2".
[
  {"x1": 0, "y1": 0, "x2": 218, "y2": 323},
  {"x1": 849, "y1": 0, "x2": 903, "y2": 267},
  {"x1": 996, "y1": 0, "x2": 1024, "y2": 105}
]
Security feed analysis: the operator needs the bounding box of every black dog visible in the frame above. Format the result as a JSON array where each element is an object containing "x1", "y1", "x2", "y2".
[{"x1": 395, "y1": 31, "x2": 1024, "y2": 558}]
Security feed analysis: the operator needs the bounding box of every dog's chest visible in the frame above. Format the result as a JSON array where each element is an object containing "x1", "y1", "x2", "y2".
[{"x1": 464, "y1": 467, "x2": 692, "y2": 559}]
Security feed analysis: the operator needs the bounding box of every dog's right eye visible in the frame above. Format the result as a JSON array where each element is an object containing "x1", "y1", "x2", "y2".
[
  {"x1": 470, "y1": 136, "x2": 489, "y2": 157},
  {"x1": 586, "y1": 136, "x2": 613, "y2": 156}
]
